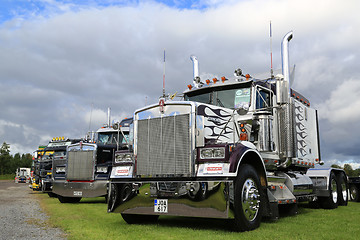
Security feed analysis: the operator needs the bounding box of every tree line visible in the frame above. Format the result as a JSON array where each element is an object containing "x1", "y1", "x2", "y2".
[
  {"x1": 0, "y1": 142, "x2": 33, "y2": 175},
  {"x1": 331, "y1": 163, "x2": 360, "y2": 177}
]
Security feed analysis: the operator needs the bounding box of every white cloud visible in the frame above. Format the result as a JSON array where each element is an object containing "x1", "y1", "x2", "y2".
[
  {"x1": 318, "y1": 79, "x2": 360, "y2": 124},
  {"x1": 0, "y1": 0, "x2": 360, "y2": 168}
]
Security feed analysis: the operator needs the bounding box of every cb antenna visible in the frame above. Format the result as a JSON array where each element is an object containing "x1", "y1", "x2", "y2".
[
  {"x1": 162, "y1": 49, "x2": 166, "y2": 98},
  {"x1": 269, "y1": 21, "x2": 274, "y2": 78}
]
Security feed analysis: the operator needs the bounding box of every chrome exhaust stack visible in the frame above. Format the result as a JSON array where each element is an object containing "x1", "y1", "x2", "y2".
[
  {"x1": 281, "y1": 31, "x2": 293, "y2": 85},
  {"x1": 277, "y1": 31, "x2": 293, "y2": 104},
  {"x1": 190, "y1": 55, "x2": 202, "y2": 88},
  {"x1": 277, "y1": 31, "x2": 295, "y2": 168},
  {"x1": 107, "y1": 107, "x2": 111, "y2": 127}
]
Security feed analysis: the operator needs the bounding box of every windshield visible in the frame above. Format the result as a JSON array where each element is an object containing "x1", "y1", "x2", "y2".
[
  {"x1": 97, "y1": 132, "x2": 129, "y2": 145},
  {"x1": 185, "y1": 87, "x2": 251, "y2": 109}
]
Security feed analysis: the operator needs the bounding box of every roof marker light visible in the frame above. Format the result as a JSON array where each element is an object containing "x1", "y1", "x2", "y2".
[
  {"x1": 187, "y1": 84, "x2": 192, "y2": 90},
  {"x1": 212, "y1": 78, "x2": 218, "y2": 84},
  {"x1": 221, "y1": 76, "x2": 227, "y2": 82},
  {"x1": 206, "y1": 79, "x2": 210, "y2": 85},
  {"x1": 245, "y1": 74, "x2": 251, "y2": 80}
]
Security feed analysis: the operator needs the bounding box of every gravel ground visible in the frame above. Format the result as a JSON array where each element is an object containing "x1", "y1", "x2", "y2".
[{"x1": 0, "y1": 180, "x2": 66, "y2": 240}]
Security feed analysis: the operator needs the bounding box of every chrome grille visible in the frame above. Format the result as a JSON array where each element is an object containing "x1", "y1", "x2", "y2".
[
  {"x1": 66, "y1": 150, "x2": 94, "y2": 180},
  {"x1": 137, "y1": 114, "x2": 191, "y2": 176}
]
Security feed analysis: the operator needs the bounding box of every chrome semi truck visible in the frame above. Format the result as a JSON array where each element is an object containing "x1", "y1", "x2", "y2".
[
  {"x1": 52, "y1": 117, "x2": 132, "y2": 203},
  {"x1": 108, "y1": 31, "x2": 348, "y2": 231}
]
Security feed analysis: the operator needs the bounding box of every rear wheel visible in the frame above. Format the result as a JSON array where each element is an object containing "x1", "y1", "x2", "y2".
[
  {"x1": 121, "y1": 214, "x2": 159, "y2": 224},
  {"x1": 57, "y1": 195, "x2": 82, "y2": 203},
  {"x1": 337, "y1": 173, "x2": 348, "y2": 206},
  {"x1": 350, "y1": 184, "x2": 360, "y2": 202},
  {"x1": 233, "y1": 164, "x2": 263, "y2": 232},
  {"x1": 320, "y1": 172, "x2": 338, "y2": 209}
]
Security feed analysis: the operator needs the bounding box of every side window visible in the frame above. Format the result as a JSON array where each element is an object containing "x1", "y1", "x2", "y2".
[{"x1": 256, "y1": 88, "x2": 271, "y2": 109}]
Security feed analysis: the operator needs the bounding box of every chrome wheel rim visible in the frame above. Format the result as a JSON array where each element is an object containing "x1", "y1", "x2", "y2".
[
  {"x1": 241, "y1": 178, "x2": 260, "y2": 221},
  {"x1": 331, "y1": 179, "x2": 338, "y2": 203},
  {"x1": 350, "y1": 186, "x2": 356, "y2": 201},
  {"x1": 341, "y1": 181, "x2": 347, "y2": 202}
]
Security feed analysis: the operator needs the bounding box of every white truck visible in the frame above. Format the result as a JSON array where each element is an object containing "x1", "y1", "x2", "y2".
[
  {"x1": 108, "y1": 31, "x2": 348, "y2": 231},
  {"x1": 15, "y1": 168, "x2": 31, "y2": 183}
]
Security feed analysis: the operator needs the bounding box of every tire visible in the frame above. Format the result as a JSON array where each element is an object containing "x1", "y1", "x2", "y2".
[
  {"x1": 349, "y1": 184, "x2": 360, "y2": 202},
  {"x1": 232, "y1": 164, "x2": 263, "y2": 232},
  {"x1": 320, "y1": 172, "x2": 338, "y2": 209},
  {"x1": 121, "y1": 214, "x2": 159, "y2": 224},
  {"x1": 337, "y1": 173, "x2": 348, "y2": 206},
  {"x1": 57, "y1": 195, "x2": 82, "y2": 203}
]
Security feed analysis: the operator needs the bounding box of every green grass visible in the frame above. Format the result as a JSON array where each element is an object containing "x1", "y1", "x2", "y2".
[
  {"x1": 0, "y1": 174, "x2": 15, "y2": 180},
  {"x1": 36, "y1": 193, "x2": 360, "y2": 240}
]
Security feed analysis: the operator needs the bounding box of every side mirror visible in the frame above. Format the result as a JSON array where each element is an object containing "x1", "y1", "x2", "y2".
[{"x1": 236, "y1": 102, "x2": 249, "y2": 115}]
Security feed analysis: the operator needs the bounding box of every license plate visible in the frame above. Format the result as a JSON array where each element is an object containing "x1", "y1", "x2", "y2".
[
  {"x1": 73, "y1": 191, "x2": 82, "y2": 196},
  {"x1": 154, "y1": 199, "x2": 168, "y2": 213}
]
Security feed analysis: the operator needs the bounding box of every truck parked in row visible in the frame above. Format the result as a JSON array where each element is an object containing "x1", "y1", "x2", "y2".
[
  {"x1": 52, "y1": 115, "x2": 132, "y2": 203},
  {"x1": 15, "y1": 168, "x2": 31, "y2": 183},
  {"x1": 108, "y1": 31, "x2": 348, "y2": 231}
]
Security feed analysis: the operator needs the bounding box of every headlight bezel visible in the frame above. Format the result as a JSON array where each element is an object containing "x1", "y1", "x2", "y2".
[
  {"x1": 198, "y1": 145, "x2": 228, "y2": 161},
  {"x1": 114, "y1": 152, "x2": 134, "y2": 164},
  {"x1": 55, "y1": 166, "x2": 66, "y2": 173},
  {"x1": 96, "y1": 166, "x2": 108, "y2": 173}
]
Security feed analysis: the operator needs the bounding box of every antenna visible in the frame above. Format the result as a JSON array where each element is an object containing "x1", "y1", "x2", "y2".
[
  {"x1": 162, "y1": 49, "x2": 166, "y2": 98},
  {"x1": 88, "y1": 102, "x2": 93, "y2": 131},
  {"x1": 269, "y1": 21, "x2": 274, "y2": 78}
]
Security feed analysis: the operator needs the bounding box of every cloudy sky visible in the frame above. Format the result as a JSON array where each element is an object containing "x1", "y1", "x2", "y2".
[{"x1": 0, "y1": 0, "x2": 359, "y2": 168}]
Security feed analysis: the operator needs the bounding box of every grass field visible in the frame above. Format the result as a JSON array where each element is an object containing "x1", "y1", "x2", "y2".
[
  {"x1": 36, "y1": 193, "x2": 360, "y2": 240},
  {"x1": 0, "y1": 174, "x2": 15, "y2": 180}
]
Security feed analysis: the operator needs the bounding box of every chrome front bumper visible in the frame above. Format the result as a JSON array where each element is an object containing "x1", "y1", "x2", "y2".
[{"x1": 53, "y1": 180, "x2": 108, "y2": 198}]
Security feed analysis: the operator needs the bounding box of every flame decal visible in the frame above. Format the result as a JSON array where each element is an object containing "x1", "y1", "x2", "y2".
[{"x1": 198, "y1": 104, "x2": 233, "y2": 141}]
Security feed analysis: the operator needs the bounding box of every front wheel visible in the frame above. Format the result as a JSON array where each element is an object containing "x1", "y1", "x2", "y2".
[{"x1": 233, "y1": 164, "x2": 263, "y2": 232}]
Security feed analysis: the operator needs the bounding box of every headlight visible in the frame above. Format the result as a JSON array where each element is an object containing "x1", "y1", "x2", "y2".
[
  {"x1": 55, "y1": 166, "x2": 66, "y2": 173},
  {"x1": 200, "y1": 147, "x2": 225, "y2": 159},
  {"x1": 115, "y1": 153, "x2": 133, "y2": 163},
  {"x1": 96, "y1": 166, "x2": 108, "y2": 173}
]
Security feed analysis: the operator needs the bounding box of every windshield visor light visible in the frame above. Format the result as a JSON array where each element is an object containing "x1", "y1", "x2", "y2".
[
  {"x1": 200, "y1": 147, "x2": 225, "y2": 160},
  {"x1": 55, "y1": 166, "x2": 66, "y2": 173},
  {"x1": 96, "y1": 166, "x2": 108, "y2": 173},
  {"x1": 115, "y1": 153, "x2": 134, "y2": 163}
]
